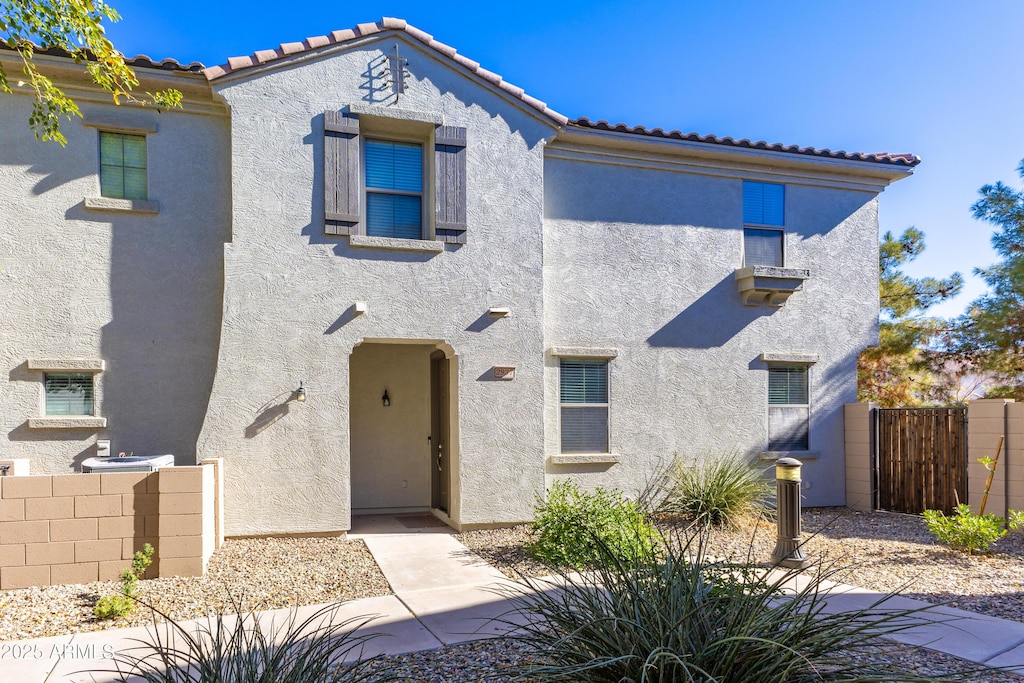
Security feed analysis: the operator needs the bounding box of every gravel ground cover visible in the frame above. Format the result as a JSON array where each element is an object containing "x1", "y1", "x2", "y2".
[
  {"x1": 460, "y1": 507, "x2": 1024, "y2": 624},
  {"x1": 0, "y1": 536, "x2": 390, "y2": 641},
  {"x1": 3, "y1": 508, "x2": 1024, "y2": 680}
]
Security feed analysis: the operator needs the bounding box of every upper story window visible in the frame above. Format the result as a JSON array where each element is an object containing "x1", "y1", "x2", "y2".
[
  {"x1": 743, "y1": 181, "x2": 785, "y2": 267},
  {"x1": 365, "y1": 139, "x2": 424, "y2": 239},
  {"x1": 324, "y1": 109, "x2": 467, "y2": 245},
  {"x1": 44, "y1": 373, "x2": 95, "y2": 416},
  {"x1": 559, "y1": 359, "x2": 609, "y2": 454},
  {"x1": 100, "y1": 132, "x2": 147, "y2": 200}
]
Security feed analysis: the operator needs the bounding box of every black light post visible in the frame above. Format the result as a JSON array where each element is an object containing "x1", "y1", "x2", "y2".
[{"x1": 771, "y1": 457, "x2": 809, "y2": 568}]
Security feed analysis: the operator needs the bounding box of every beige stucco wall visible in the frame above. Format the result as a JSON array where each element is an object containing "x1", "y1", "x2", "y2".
[
  {"x1": 542, "y1": 149, "x2": 885, "y2": 506},
  {"x1": 199, "y1": 35, "x2": 555, "y2": 535},
  {"x1": 0, "y1": 59, "x2": 230, "y2": 474},
  {"x1": 350, "y1": 343, "x2": 433, "y2": 511}
]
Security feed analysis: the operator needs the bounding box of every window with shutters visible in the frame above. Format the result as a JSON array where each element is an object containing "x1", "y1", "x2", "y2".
[
  {"x1": 324, "y1": 109, "x2": 467, "y2": 244},
  {"x1": 100, "y1": 132, "x2": 148, "y2": 200},
  {"x1": 767, "y1": 364, "x2": 809, "y2": 451},
  {"x1": 560, "y1": 359, "x2": 609, "y2": 453},
  {"x1": 743, "y1": 181, "x2": 785, "y2": 267},
  {"x1": 44, "y1": 373, "x2": 95, "y2": 416}
]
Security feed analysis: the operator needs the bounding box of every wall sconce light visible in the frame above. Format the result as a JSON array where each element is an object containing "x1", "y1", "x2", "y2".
[
  {"x1": 382, "y1": 389, "x2": 391, "y2": 407},
  {"x1": 296, "y1": 381, "x2": 306, "y2": 402}
]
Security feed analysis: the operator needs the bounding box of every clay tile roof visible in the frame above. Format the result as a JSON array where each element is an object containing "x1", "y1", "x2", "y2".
[
  {"x1": 203, "y1": 17, "x2": 571, "y2": 126},
  {"x1": 569, "y1": 118, "x2": 921, "y2": 167}
]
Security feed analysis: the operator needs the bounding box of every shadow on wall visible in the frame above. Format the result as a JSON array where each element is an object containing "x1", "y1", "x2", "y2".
[
  {"x1": 648, "y1": 274, "x2": 771, "y2": 349},
  {"x1": 245, "y1": 398, "x2": 292, "y2": 439}
]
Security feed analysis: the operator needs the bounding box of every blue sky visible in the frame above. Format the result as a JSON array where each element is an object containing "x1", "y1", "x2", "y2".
[{"x1": 103, "y1": 0, "x2": 1024, "y2": 318}]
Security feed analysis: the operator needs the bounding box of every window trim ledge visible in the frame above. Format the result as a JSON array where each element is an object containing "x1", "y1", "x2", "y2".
[
  {"x1": 759, "y1": 451, "x2": 820, "y2": 462},
  {"x1": 82, "y1": 114, "x2": 157, "y2": 135},
  {"x1": 348, "y1": 234, "x2": 444, "y2": 252},
  {"x1": 549, "y1": 346, "x2": 619, "y2": 359},
  {"x1": 549, "y1": 454, "x2": 621, "y2": 465},
  {"x1": 84, "y1": 197, "x2": 159, "y2": 215},
  {"x1": 27, "y1": 359, "x2": 105, "y2": 372},
  {"x1": 28, "y1": 417, "x2": 107, "y2": 430}
]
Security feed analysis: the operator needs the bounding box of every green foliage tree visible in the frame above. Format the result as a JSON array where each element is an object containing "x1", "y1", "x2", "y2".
[
  {"x1": 0, "y1": 0, "x2": 181, "y2": 145},
  {"x1": 858, "y1": 227, "x2": 963, "y2": 406},
  {"x1": 953, "y1": 159, "x2": 1024, "y2": 398}
]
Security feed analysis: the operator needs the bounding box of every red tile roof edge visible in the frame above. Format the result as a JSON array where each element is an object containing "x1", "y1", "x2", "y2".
[
  {"x1": 570, "y1": 117, "x2": 921, "y2": 167},
  {"x1": 4, "y1": 25, "x2": 919, "y2": 168},
  {"x1": 203, "y1": 17, "x2": 570, "y2": 126}
]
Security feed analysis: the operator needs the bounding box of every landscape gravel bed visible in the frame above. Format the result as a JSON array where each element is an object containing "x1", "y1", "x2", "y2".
[
  {"x1": 461, "y1": 507, "x2": 1024, "y2": 624},
  {"x1": 2, "y1": 508, "x2": 1024, "y2": 681},
  {"x1": 0, "y1": 536, "x2": 390, "y2": 641}
]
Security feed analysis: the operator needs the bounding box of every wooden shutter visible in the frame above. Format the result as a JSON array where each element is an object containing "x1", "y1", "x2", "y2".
[
  {"x1": 324, "y1": 111, "x2": 361, "y2": 236},
  {"x1": 434, "y1": 126, "x2": 467, "y2": 244}
]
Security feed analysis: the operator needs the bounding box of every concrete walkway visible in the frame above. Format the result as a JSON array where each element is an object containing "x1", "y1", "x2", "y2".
[{"x1": 3, "y1": 514, "x2": 1024, "y2": 681}]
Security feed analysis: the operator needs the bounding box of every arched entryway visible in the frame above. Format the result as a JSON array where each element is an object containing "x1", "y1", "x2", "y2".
[{"x1": 349, "y1": 340, "x2": 458, "y2": 522}]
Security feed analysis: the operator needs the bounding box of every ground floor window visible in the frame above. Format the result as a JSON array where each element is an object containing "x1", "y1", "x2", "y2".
[
  {"x1": 560, "y1": 359, "x2": 609, "y2": 453},
  {"x1": 768, "y1": 364, "x2": 809, "y2": 450},
  {"x1": 44, "y1": 373, "x2": 95, "y2": 416}
]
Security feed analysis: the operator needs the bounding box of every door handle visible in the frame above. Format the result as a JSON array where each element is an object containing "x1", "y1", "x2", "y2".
[{"x1": 437, "y1": 443, "x2": 443, "y2": 472}]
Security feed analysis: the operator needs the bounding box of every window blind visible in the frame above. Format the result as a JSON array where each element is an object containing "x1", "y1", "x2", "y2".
[
  {"x1": 767, "y1": 365, "x2": 808, "y2": 450},
  {"x1": 560, "y1": 359, "x2": 609, "y2": 453},
  {"x1": 365, "y1": 140, "x2": 422, "y2": 192},
  {"x1": 743, "y1": 181, "x2": 784, "y2": 226},
  {"x1": 44, "y1": 373, "x2": 94, "y2": 416},
  {"x1": 744, "y1": 228, "x2": 784, "y2": 267}
]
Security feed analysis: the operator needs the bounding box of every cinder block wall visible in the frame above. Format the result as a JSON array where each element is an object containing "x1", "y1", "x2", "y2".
[
  {"x1": 967, "y1": 399, "x2": 1012, "y2": 516},
  {"x1": 0, "y1": 462, "x2": 223, "y2": 590}
]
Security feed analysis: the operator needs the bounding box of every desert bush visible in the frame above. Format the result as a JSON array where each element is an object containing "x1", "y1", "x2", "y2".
[
  {"x1": 655, "y1": 453, "x2": 772, "y2": 527},
  {"x1": 105, "y1": 596, "x2": 387, "y2": 682},
  {"x1": 94, "y1": 543, "x2": 154, "y2": 619},
  {"x1": 499, "y1": 528, "x2": 971, "y2": 682},
  {"x1": 528, "y1": 479, "x2": 657, "y2": 568},
  {"x1": 923, "y1": 504, "x2": 1024, "y2": 554}
]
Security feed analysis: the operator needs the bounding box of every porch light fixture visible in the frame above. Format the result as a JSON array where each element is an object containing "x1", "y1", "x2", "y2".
[
  {"x1": 296, "y1": 382, "x2": 306, "y2": 403},
  {"x1": 382, "y1": 389, "x2": 390, "y2": 407}
]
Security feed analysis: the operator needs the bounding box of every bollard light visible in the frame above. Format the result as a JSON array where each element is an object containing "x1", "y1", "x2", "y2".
[{"x1": 771, "y1": 457, "x2": 809, "y2": 568}]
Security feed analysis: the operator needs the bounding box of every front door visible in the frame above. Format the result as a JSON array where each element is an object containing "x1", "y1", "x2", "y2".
[{"x1": 430, "y1": 351, "x2": 450, "y2": 513}]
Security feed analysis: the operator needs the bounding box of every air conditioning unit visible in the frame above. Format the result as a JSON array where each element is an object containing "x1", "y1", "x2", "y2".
[{"x1": 81, "y1": 454, "x2": 175, "y2": 473}]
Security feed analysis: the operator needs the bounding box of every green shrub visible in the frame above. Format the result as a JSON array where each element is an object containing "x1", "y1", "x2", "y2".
[
  {"x1": 104, "y1": 596, "x2": 385, "y2": 682},
  {"x1": 499, "y1": 528, "x2": 975, "y2": 682},
  {"x1": 94, "y1": 543, "x2": 154, "y2": 620},
  {"x1": 528, "y1": 479, "x2": 657, "y2": 568},
  {"x1": 655, "y1": 453, "x2": 773, "y2": 527},
  {"x1": 923, "y1": 504, "x2": 1023, "y2": 554}
]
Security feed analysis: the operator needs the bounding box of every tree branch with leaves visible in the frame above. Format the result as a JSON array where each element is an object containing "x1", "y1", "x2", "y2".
[
  {"x1": 1, "y1": 0, "x2": 181, "y2": 145},
  {"x1": 858, "y1": 227, "x2": 964, "y2": 406}
]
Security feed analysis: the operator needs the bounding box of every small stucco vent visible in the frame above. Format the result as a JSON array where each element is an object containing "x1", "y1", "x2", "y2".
[{"x1": 735, "y1": 266, "x2": 810, "y2": 307}]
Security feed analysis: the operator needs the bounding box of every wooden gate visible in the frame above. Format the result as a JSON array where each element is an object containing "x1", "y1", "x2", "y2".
[{"x1": 875, "y1": 407, "x2": 967, "y2": 514}]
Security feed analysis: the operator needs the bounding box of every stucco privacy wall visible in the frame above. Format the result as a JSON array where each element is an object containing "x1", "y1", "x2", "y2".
[
  {"x1": 844, "y1": 400, "x2": 1024, "y2": 516},
  {"x1": 542, "y1": 154, "x2": 882, "y2": 506},
  {"x1": 198, "y1": 34, "x2": 556, "y2": 535},
  {"x1": 0, "y1": 463, "x2": 222, "y2": 590},
  {"x1": 0, "y1": 58, "x2": 230, "y2": 473}
]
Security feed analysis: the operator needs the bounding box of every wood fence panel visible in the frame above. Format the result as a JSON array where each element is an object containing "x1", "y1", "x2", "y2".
[{"x1": 876, "y1": 407, "x2": 967, "y2": 514}]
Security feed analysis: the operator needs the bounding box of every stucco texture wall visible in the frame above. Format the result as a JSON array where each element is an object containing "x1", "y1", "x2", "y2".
[
  {"x1": 0, "y1": 85, "x2": 230, "y2": 474},
  {"x1": 542, "y1": 156, "x2": 881, "y2": 506},
  {"x1": 199, "y1": 35, "x2": 556, "y2": 535}
]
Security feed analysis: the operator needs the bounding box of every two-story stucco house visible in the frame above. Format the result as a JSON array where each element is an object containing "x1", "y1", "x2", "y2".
[{"x1": 0, "y1": 19, "x2": 917, "y2": 536}]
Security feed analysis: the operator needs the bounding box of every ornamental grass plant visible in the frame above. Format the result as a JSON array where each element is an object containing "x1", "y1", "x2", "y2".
[
  {"x1": 654, "y1": 452, "x2": 773, "y2": 527},
  {"x1": 104, "y1": 596, "x2": 388, "y2": 683},
  {"x1": 498, "y1": 527, "x2": 982, "y2": 683}
]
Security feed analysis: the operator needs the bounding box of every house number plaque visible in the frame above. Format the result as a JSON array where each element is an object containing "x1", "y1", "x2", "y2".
[{"x1": 493, "y1": 366, "x2": 515, "y2": 380}]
